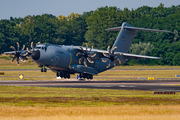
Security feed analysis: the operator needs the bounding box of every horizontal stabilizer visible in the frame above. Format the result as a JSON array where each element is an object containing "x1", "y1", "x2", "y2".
[
  {"x1": 105, "y1": 27, "x2": 122, "y2": 31},
  {"x1": 106, "y1": 26, "x2": 174, "y2": 33}
]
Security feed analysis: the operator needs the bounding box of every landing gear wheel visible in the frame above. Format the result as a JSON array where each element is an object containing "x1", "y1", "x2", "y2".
[
  {"x1": 41, "y1": 66, "x2": 47, "y2": 72},
  {"x1": 44, "y1": 68, "x2": 47, "y2": 72},
  {"x1": 67, "y1": 74, "x2": 70, "y2": 79},
  {"x1": 79, "y1": 73, "x2": 83, "y2": 78},
  {"x1": 41, "y1": 68, "x2": 43, "y2": 72},
  {"x1": 87, "y1": 75, "x2": 90, "y2": 79},
  {"x1": 90, "y1": 75, "x2": 93, "y2": 80},
  {"x1": 56, "y1": 72, "x2": 60, "y2": 77},
  {"x1": 83, "y1": 74, "x2": 86, "y2": 79},
  {"x1": 60, "y1": 72, "x2": 64, "y2": 78}
]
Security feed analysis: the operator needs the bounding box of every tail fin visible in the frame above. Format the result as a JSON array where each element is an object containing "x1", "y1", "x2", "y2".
[{"x1": 106, "y1": 22, "x2": 174, "y2": 53}]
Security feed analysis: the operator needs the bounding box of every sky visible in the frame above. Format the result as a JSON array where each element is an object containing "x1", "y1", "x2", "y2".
[{"x1": 0, "y1": 0, "x2": 179, "y2": 20}]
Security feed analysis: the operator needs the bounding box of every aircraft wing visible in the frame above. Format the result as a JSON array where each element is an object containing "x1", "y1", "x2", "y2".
[
  {"x1": 4, "y1": 50, "x2": 28, "y2": 55},
  {"x1": 91, "y1": 49, "x2": 162, "y2": 59},
  {"x1": 4, "y1": 51, "x2": 16, "y2": 55},
  {"x1": 73, "y1": 46, "x2": 162, "y2": 60},
  {"x1": 116, "y1": 52, "x2": 162, "y2": 59}
]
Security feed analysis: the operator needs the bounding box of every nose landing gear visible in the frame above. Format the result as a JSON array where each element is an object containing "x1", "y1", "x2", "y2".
[{"x1": 41, "y1": 66, "x2": 47, "y2": 72}]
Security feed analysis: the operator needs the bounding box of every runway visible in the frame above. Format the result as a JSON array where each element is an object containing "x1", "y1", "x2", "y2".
[{"x1": 0, "y1": 80, "x2": 180, "y2": 92}]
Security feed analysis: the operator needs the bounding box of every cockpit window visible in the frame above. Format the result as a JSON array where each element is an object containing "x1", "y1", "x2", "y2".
[{"x1": 35, "y1": 47, "x2": 41, "y2": 49}]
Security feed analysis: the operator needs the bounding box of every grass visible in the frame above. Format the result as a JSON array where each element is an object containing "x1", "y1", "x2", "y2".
[
  {"x1": 0, "y1": 86, "x2": 180, "y2": 119},
  {"x1": 0, "y1": 86, "x2": 180, "y2": 107},
  {"x1": 0, "y1": 56, "x2": 39, "y2": 69},
  {"x1": 0, "y1": 106, "x2": 180, "y2": 120}
]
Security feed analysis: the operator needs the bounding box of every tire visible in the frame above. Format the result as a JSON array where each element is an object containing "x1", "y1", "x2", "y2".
[
  {"x1": 79, "y1": 73, "x2": 83, "y2": 78},
  {"x1": 87, "y1": 75, "x2": 90, "y2": 79},
  {"x1": 67, "y1": 74, "x2": 70, "y2": 79},
  {"x1": 90, "y1": 75, "x2": 93, "y2": 79},
  {"x1": 83, "y1": 74, "x2": 86, "y2": 79}
]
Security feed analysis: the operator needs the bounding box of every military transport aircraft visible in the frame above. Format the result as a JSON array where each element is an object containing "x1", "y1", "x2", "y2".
[{"x1": 4, "y1": 22, "x2": 174, "y2": 79}]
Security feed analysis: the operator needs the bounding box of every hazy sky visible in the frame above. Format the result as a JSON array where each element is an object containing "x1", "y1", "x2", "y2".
[{"x1": 0, "y1": 0, "x2": 179, "y2": 20}]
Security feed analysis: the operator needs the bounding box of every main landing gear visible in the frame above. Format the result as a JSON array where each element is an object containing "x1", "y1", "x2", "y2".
[
  {"x1": 79, "y1": 73, "x2": 93, "y2": 80},
  {"x1": 56, "y1": 71, "x2": 70, "y2": 79},
  {"x1": 41, "y1": 66, "x2": 47, "y2": 72}
]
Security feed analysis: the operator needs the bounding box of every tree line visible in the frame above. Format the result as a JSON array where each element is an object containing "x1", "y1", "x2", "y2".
[{"x1": 0, "y1": 3, "x2": 180, "y2": 65}]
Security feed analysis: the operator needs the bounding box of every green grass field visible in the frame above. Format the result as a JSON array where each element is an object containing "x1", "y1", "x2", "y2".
[
  {"x1": 0, "y1": 86, "x2": 180, "y2": 120},
  {"x1": 0, "y1": 86, "x2": 179, "y2": 107}
]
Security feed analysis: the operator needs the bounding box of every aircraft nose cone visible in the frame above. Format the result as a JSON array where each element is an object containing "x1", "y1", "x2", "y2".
[{"x1": 32, "y1": 50, "x2": 40, "y2": 60}]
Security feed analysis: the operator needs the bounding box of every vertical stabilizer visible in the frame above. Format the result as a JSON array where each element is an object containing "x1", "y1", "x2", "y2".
[
  {"x1": 110, "y1": 22, "x2": 137, "y2": 52},
  {"x1": 106, "y1": 22, "x2": 174, "y2": 53}
]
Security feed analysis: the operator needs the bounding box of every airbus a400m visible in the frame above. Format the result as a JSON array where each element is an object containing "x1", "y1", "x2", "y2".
[{"x1": 4, "y1": 22, "x2": 174, "y2": 79}]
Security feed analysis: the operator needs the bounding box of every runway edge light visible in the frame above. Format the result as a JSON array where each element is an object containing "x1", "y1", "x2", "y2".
[{"x1": 148, "y1": 77, "x2": 154, "y2": 80}]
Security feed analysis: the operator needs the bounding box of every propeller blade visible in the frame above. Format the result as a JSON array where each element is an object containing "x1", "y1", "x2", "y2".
[
  {"x1": 21, "y1": 45, "x2": 25, "y2": 51},
  {"x1": 112, "y1": 46, "x2": 117, "y2": 55},
  {"x1": 87, "y1": 57, "x2": 94, "y2": 63},
  {"x1": 31, "y1": 42, "x2": 34, "y2": 49},
  {"x1": 76, "y1": 52, "x2": 83, "y2": 56},
  {"x1": 79, "y1": 57, "x2": 83, "y2": 64},
  {"x1": 17, "y1": 42, "x2": 19, "y2": 51},
  {"x1": 88, "y1": 53, "x2": 96, "y2": 57},
  {"x1": 19, "y1": 56, "x2": 25, "y2": 62},
  {"x1": 115, "y1": 58, "x2": 121, "y2": 64},
  {"x1": 85, "y1": 43, "x2": 88, "y2": 52},
  {"x1": 102, "y1": 59, "x2": 109, "y2": 63},
  {"x1": 79, "y1": 46, "x2": 85, "y2": 53},
  {"x1": 31, "y1": 60, "x2": 34, "y2": 64},
  {"x1": 36, "y1": 42, "x2": 41, "y2": 46},
  {"x1": 114, "y1": 53, "x2": 119, "y2": 57},
  {"x1": 84, "y1": 58, "x2": 88, "y2": 67},
  {"x1": 113, "y1": 62, "x2": 116, "y2": 67},
  {"x1": 107, "y1": 46, "x2": 111, "y2": 54},
  {"x1": 103, "y1": 52, "x2": 110, "y2": 58},
  {"x1": 106, "y1": 60, "x2": 111, "y2": 68},
  {"x1": 16, "y1": 57, "x2": 19, "y2": 66},
  {"x1": 89, "y1": 46, "x2": 93, "y2": 53},
  {"x1": 11, "y1": 56, "x2": 16, "y2": 63},
  {"x1": 10, "y1": 46, "x2": 16, "y2": 51},
  {"x1": 26, "y1": 47, "x2": 32, "y2": 53}
]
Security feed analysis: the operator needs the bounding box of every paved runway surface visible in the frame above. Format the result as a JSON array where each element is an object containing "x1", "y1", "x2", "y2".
[{"x1": 0, "y1": 80, "x2": 180, "y2": 91}]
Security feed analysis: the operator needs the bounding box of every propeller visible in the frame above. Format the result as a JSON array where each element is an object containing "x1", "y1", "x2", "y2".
[
  {"x1": 76, "y1": 43, "x2": 96, "y2": 67},
  {"x1": 10, "y1": 42, "x2": 26, "y2": 65},
  {"x1": 25, "y1": 42, "x2": 41, "y2": 63},
  {"x1": 102, "y1": 46, "x2": 122, "y2": 68}
]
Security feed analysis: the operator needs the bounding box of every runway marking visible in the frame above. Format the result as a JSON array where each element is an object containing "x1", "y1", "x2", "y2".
[{"x1": 119, "y1": 85, "x2": 136, "y2": 87}]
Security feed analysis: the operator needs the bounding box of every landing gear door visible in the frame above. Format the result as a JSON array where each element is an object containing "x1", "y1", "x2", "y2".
[
  {"x1": 95, "y1": 62, "x2": 99, "y2": 70},
  {"x1": 52, "y1": 56, "x2": 59, "y2": 66}
]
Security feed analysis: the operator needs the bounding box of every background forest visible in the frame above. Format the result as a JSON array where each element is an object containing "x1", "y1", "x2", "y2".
[{"x1": 0, "y1": 3, "x2": 180, "y2": 65}]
